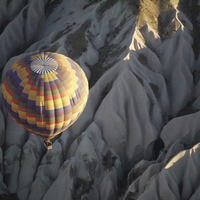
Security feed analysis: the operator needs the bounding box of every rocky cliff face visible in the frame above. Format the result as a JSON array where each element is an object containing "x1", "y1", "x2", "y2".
[{"x1": 1, "y1": 0, "x2": 200, "y2": 199}]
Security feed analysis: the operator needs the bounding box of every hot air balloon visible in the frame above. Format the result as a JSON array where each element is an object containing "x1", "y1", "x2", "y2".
[{"x1": 2, "y1": 52, "x2": 89, "y2": 150}]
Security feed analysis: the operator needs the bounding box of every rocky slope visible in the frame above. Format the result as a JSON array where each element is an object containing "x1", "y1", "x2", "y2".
[{"x1": 1, "y1": 0, "x2": 200, "y2": 199}]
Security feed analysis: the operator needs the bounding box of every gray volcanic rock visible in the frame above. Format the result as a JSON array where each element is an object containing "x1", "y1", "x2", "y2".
[{"x1": 1, "y1": 0, "x2": 200, "y2": 199}]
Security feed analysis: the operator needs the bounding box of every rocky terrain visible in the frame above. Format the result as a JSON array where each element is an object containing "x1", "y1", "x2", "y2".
[{"x1": 1, "y1": 0, "x2": 200, "y2": 199}]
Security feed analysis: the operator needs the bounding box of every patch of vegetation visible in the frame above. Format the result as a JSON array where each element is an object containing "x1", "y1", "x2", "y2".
[
  {"x1": 138, "y1": 53, "x2": 154, "y2": 71},
  {"x1": 94, "y1": 80, "x2": 114, "y2": 110},
  {"x1": 162, "y1": 111, "x2": 170, "y2": 125},
  {"x1": 45, "y1": 0, "x2": 63, "y2": 17},
  {"x1": 138, "y1": 53, "x2": 147, "y2": 65},
  {"x1": 157, "y1": 0, "x2": 178, "y2": 40},
  {"x1": 177, "y1": 100, "x2": 199, "y2": 117},
  {"x1": 53, "y1": 23, "x2": 76, "y2": 42},
  {"x1": 122, "y1": 25, "x2": 135, "y2": 41},
  {"x1": 86, "y1": 2, "x2": 133, "y2": 87},
  {"x1": 87, "y1": 43, "x2": 126, "y2": 88},
  {"x1": 102, "y1": 150, "x2": 117, "y2": 170},
  {"x1": 87, "y1": 15, "x2": 128, "y2": 87},
  {"x1": 82, "y1": 0, "x2": 101, "y2": 10},
  {"x1": 107, "y1": 13, "x2": 128, "y2": 40},
  {"x1": 111, "y1": 46, "x2": 127, "y2": 58},
  {"x1": 65, "y1": 20, "x2": 91, "y2": 59},
  {"x1": 147, "y1": 93, "x2": 154, "y2": 118},
  {"x1": 72, "y1": 177, "x2": 93, "y2": 200},
  {"x1": 158, "y1": 9, "x2": 178, "y2": 41},
  {"x1": 96, "y1": 0, "x2": 118, "y2": 20},
  {"x1": 178, "y1": 1, "x2": 200, "y2": 59},
  {"x1": 128, "y1": 167, "x2": 145, "y2": 185},
  {"x1": 149, "y1": 82, "x2": 160, "y2": 99},
  {"x1": 126, "y1": 0, "x2": 140, "y2": 14}
]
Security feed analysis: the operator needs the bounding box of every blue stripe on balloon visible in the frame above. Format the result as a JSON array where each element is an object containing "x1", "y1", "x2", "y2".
[
  {"x1": 27, "y1": 99, "x2": 36, "y2": 109},
  {"x1": 36, "y1": 105, "x2": 44, "y2": 114}
]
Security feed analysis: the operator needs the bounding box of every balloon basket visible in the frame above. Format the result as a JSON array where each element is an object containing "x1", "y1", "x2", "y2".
[{"x1": 44, "y1": 140, "x2": 53, "y2": 150}]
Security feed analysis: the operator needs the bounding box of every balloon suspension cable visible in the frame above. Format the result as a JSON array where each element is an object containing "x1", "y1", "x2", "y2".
[{"x1": 44, "y1": 140, "x2": 53, "y2": 150}]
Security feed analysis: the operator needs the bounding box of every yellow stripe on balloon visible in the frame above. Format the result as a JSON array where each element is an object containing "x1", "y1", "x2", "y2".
[
  {"x1": 28, "y1": 90, "x2": 37, "y2": 100},
  {"x1": 42, "y1": 73, "x2": 57, "y2": 82},
  {"x1": 36, "y1": 99, "x2": 44, "y2": 107},
  {"x1": 36, "y1": 121, "x2": 45, "y2": 127},
  {"x1": 5, "y1": 91, "x2": 12, "y2": 102},
  {"x1": 17, "y1": 67, "x2": 29, "y2": 80},
  {"x1": 46, "y1": 124, "x2": 56, "y2": 130},
  {"x1": 18, "y1": 110, "x2": 27, "y2": 119},
  {"x1": 11, "y1": 102, "x2": 18, "y2": 112},
  {"x1": 27, "y1": 116, "x2": 36, "y2": 124},
  {"x1": 61, "y1": 96, "x2": 70, "y2": 107},
  {"x1": 23, "y1": 84, "x2": 32, "y2": 94},
  {"x1": 11, "y1": 62, "x2": 19, "y2": 71},
  {"x1": 44, "y1": 100, "x2": 54, "y2": 110},
  {"x1": 52, "y1": 98, "x2": 64, "y2": 109}
]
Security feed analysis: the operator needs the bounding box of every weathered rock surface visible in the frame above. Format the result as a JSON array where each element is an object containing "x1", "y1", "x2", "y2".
[{"x1": 1, "y1": 0, "x2": 200, "y2": 199}]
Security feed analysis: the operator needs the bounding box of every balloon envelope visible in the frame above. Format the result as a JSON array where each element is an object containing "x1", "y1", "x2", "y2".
[{"x1": 2, "y1": 52, "x2": 89, "y2": 142}]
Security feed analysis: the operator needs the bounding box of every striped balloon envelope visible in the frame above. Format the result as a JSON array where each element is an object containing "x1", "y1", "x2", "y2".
[{"x1": 2, "y1": 52, "x2": 89, "y2": 149}]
